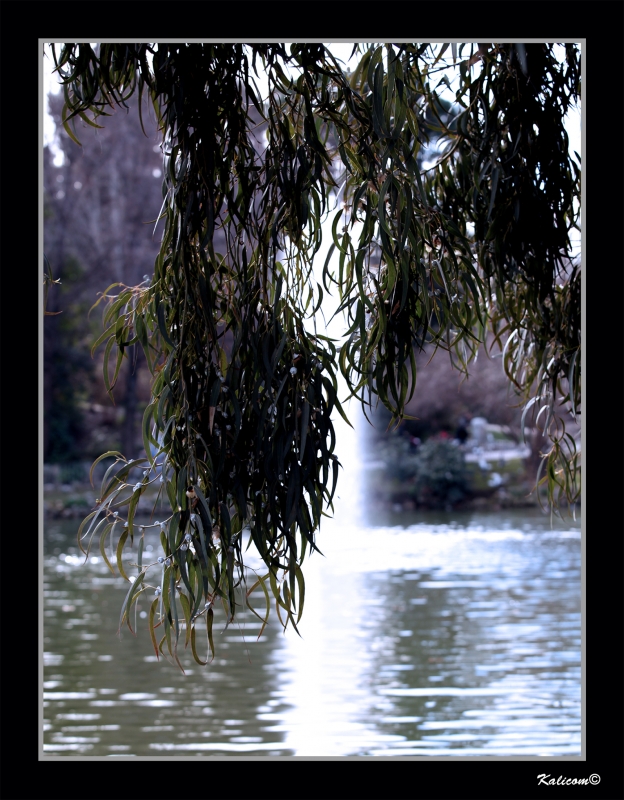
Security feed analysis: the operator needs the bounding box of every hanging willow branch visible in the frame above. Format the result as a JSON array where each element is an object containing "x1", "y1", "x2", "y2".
[{"x1": 52, "y1": 42, "x2": 581, "y2": 665}]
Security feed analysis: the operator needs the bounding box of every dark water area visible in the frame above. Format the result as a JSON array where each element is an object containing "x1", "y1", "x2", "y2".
[{"x1": 43, "y1": 508, "x2": 581, "y2": 757}]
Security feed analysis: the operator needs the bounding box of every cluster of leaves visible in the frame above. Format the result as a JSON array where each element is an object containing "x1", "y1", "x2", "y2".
[
  {"x1": 51, "y1": 42, "x2": 581, "y2": 663},
  {"x1": 420, "y1": 43, "x2": 581, "y2": 510}
]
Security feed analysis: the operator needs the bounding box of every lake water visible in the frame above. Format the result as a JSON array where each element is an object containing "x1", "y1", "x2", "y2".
[{"x1": 43, "y1": 485, "x2": 581, "y2": 757}]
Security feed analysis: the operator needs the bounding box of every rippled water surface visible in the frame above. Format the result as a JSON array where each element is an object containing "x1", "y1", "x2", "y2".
[{"x1": 43, "y1": 505, "x2": 581, "y2": 757}]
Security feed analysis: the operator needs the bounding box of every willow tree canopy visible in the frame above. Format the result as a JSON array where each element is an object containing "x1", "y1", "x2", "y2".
[{"x1": 51, "y1": 42, "x2": 581, "y2": 667}]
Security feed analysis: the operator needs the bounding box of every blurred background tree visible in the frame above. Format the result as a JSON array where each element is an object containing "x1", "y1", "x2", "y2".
[{"x1": 44, "y1": 93, "x2": 166, "y2": 462}]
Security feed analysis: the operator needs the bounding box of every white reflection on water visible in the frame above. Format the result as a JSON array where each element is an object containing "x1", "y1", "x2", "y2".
[
  {"x1": 264, "y1": 405, "x2": 581, "y2": 757},
  {"x1": 271, "y1": 514, "x2": 581, "y2": 754}
]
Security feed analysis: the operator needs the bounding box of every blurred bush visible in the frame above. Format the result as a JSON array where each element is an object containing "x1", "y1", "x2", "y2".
[
  {"x1": 376, "y1": 434, "x2": 469, "y2": 509},
  {"x1": 412, "y1": 439, "x2": 469, "y2": 509}
]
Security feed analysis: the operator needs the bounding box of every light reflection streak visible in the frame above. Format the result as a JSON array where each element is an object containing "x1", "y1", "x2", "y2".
[{"x1": 268, "y1": 385, "x2": 581, "y2": 755}]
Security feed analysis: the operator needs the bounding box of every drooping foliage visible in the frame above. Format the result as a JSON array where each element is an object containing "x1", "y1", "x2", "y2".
[{"x1": 50, "y1": 42, "x2": 581, "y2": 666}]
